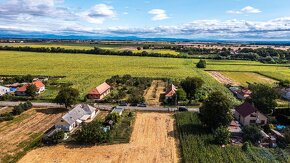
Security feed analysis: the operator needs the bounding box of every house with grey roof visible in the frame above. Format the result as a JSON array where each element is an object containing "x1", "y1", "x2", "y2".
[{"x1": 55, "y1": 104, "x2": 99, "y2": 132}]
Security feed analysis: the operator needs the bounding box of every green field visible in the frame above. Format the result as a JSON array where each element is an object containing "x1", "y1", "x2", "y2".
[
  {"x1": 221, "y1": 72, "x2": 278, "y2": 86},
  {"x1": 176, "y1": 112, "x2": 289, "y2": 163},
  {"x1": 0, "y1": 50, "x2": 289, "y2": 101}
]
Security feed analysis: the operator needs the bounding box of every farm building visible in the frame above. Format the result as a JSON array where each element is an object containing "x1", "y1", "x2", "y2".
[
  {"x1": 15, "y1": 80, "x2": 45, "y2": 96},
  {"x1": 111, "y1": 107, "x2": 124, "y2": 115},
  {"x1": 0, "y1": 85, "x2": 10, "y2": 96},
  {"x1": 87, "y1": 82, "x2": 111, "y2": 100},
  {"x1": 164, "y1": 84, "x2": 177, "y2": 103},
  {"x1": 55, "y1": 104, "x2": 99, "y2": 132},
  {"x1": 234, "y1": 102, "x2": 267, "y2": 126}
]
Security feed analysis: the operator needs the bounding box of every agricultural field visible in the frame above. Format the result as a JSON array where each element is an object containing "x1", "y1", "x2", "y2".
[
  {"x1": 0, "y1": 50, "x2": 289, "y2": 102},
  {"x1": 176, "y1": 112, "x2": 289, "y2": 163},
  {"x1": 19, "y1": 112, "x2": 179, "y2": 163},
  {"x1": 0, "y1": 107, "x2": 66, "y2": 163}
]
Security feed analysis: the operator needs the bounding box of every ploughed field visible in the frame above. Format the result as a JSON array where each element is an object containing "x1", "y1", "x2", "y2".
[
  {"x1": 19, "y1": 112, "x2": 179, "y2": 163},
  {"x1": 0, "y1": 108, "x2": 66, "y2": 162}
]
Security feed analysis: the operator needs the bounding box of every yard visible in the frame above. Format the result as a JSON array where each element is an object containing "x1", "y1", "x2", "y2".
[
  {"x1": 19, "y1": 112, "x2": 179, "y2": 163},
  {"x1": 0, "y1": 107, "x2": 66, "y2": 163},
  {"x1": 143, "y1": 80, "x2": 166, "y2": 106},
  {"x1": 176, "y1": 112, "x2": 289, "y2": 162}
]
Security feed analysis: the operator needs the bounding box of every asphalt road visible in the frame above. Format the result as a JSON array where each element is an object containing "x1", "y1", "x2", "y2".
[{"x1": 0, "y1": 101, "x2": 199, "y2": 112}]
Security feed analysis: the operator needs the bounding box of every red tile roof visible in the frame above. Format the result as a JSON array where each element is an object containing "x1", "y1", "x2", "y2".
[
  {"x1": 32, "y1": 80, "x2": 45, "y2": 90},
  {"x1": 89, "y1": 82, "x2": 111, "y2": 95},
  {"x1": 165, "y1": 84, "x2": 177, "y2": 97},
  {"x1": 235, "y1": 102, "x2": 257, "y2": 117},
  {"x1": 16, "y1": 84, "x2": 29, "y2": 92}
]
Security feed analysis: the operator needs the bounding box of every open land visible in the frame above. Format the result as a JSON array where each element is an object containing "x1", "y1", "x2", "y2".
[
  {"x1": 143, "y1": 80, "x2": 166, "y2": 106},
  {"x1": 19, "y1": 112, "x2": 179, "y2": 163},
  {"x1": 0, "y1": 108, "x2": 66, "y2": 162}
]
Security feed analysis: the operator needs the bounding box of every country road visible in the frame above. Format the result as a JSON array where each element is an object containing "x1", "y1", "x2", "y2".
[{"x1": 0, "y1": 101, "x2": 199, "y2": 112}]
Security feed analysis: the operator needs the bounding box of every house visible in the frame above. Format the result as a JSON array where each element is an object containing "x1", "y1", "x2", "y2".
[
  {"x1": 55, "y1": 104, "x2": 99, "y2": 132},
  {"x1": 229, "y1": 86, "x2": 251, "y2": 100},
  {"x1": 87, "y1": 82, "x2": 111, "y2": 100},
  {"x1": 281, "y1": 88, "x2": 290, "y2": 100},
  {"x1": 234, "y1": 102, "x2": 268, "y2": 126},
  {"x1": 111, "y1": 107, "x2": 124, "y2": 116},
  {"x1": 164, "y1": 84, "x2": 177, "y2": 103},
  {"x1": 0, "y1": 85, "x2": 10, "y2": 96},
  {"x1": 15, "y1": 80, "x2": 45, "y2": 96},
  {"x1": 228, "y1": 120, "x2": 242, "y2": 136}
]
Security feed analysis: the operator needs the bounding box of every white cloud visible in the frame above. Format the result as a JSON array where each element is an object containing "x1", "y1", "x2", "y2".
[
  {"x1": 81, "y1": 4, "x2": 116, "y2": 24},
  {"x1": 148, "y1": 9, "x2": 169, "y2": 21},
  {"x1": 227, "y1": 6, "x2": 262, "y2": 14}
]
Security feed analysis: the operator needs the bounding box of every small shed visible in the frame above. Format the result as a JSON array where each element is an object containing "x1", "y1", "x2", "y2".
[{"x1": 111, "y1": 107, "x2": 124, "y2": 116}]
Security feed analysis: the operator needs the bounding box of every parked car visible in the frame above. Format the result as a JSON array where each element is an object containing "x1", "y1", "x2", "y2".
[
  {"x1": 178, "y1": 106, "x2": 188, "y2": 112},
  {"x1": 119, "y1": 102, "x2": 128, "y2": 106},
  {"x1": 130, "y1": 103, "x2": 138, "y2": 106},
  {"x1": 138, "y1": 103, "x2": 147, "y2": 107}
]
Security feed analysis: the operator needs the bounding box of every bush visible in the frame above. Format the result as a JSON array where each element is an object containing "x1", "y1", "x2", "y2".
[
  {"x1": 46, "y1": 130, "x2": 65, "y2": 144},
  {"x1": 0, "y1": 113, "x2": 14, "y2": 122},
  {"x1": 242, "y1": 141, "x2": 252, "y2": 152},
  {"x1": 106, "y1": 113, "x2": 122, "y2": 124},
  {"x1": 74, "y1": 121, "x2": 111, "y2": 144},
  {"x1": 242, "y1": 125, "x2": 263, "y2": 144},
  {"x1": 213, "y1": 126, "x2": 230, "y2": 145},
  {"x1": 196, "y1": 59, "x2": 206, "y2": 68}
]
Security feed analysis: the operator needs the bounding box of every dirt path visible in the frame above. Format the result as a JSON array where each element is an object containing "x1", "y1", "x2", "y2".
[
  {"x1": 19, "y1": 112, "x2": 179, "y2": 163},
  {"x1": 207, "y1": 71, "x2": 240, "y2": 85},
  {"x1": 144, "y1": 80, "x2": 166, "y2": 106},
  {"x1": 0, "y1": 108, "x2": 65, "y2": 161}
]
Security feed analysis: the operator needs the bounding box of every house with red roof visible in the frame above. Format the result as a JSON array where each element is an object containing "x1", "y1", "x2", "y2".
[
  {"x1": 164, "y1": 84, "x2": 177, "y2": 103},
  {"x1": 15, "y1": 80, "x2": 45, "y2": 96},
  {"x1": 87, "y1": 82, "x2": 111, "y2": 100},
  {"x1": 234, "y1": 102, "x2": 267, "y2": 126}
]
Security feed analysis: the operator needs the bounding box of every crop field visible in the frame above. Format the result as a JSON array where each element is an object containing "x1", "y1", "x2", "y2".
[
  {"x1": 176, "y1": 112, "x2": 289, "y2": 163},
  {"x1": 19, "y1": 112, "x2": 179, "y2": 163},
  {"x1": 221, "y1": 72, "x2": 278, "y2": 86},
  {"x1": 0, "y1": 107, "x2": 66, "y2": 163},
  {"x1": 0, "y1": 50, "x2": 289, "y2": 101}
]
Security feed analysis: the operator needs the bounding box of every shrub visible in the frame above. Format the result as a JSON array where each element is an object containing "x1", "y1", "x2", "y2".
[
  {"x1": 242, "y1": 125, "x2": 263, "y2": 144},
  {"x1": 46, "y1": 130, "x2": 65, "y2": 144},
  {"x1": 213, "y1": 126, "x2": 230, "y2": 145},
  {"x1": 196, "y1": 59, "x2": 206, "y2": 68}
]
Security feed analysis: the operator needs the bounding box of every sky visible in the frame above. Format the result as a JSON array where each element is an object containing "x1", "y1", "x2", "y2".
[{"x1": 0, "y1": 0, "x2": 290, "y2": 40}]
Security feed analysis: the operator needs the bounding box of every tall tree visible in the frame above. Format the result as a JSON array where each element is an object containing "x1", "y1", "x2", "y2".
[
  {"x1": 180, "y1": 77, "x2": 204, "y2": 103},
  {"x1": 249, "y1": 84, "x2": 278, "y2": 114},
  {"x1": 54, "y1": 87, "x2": 79, "y2": 109},
  {"x1": 25, "y1": 84, "x2": 37, "y2": 99},
  {"x1": 196, "y1": 59, "x2": 206, "y2": 68},
  {"x1": 199, "y1": 91, "x2": 233, "y2": 129}
]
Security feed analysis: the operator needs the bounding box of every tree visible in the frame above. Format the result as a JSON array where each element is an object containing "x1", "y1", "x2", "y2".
[
  {"x1": 199, "y1": 91, "x2": 233, "y2": 129},
  {"x1": 278, "y1": 80, "x2": 290, "y2": 88},
  {"x1": 196, "y1": 59, "x2": 206, "y2": 68},
  {"x1": 242, "y1": 125, "x2": 262, "y2": 144},
  {"x1": 137, "y1": 47, "x2": 142, "y2": 50},
  {"x1": 54, "y1": 87, "x2": 79, "y2": 109},
  {"x1": 47, "y1": 130, "x2": 65, "y2": 144},
  {"x1": 106, "y1": 112, "x2": 121, "y2": 123},
  {"x1": 74, "y1": 121, "x2": 111, "y2": 144},
  {"x1": 176, "y1": 88, "x2": 187, "y2": 101},
  {"x1": 249, "y1": 84, "x2": 278, "y2": 114},
  {"x1": 213, "y1": 126, "x2": 230, "y2": 145},
  {"x1": 180, "y1": 77, "x2": 204, "y2": 103},
  {"x1": 25, "y1": 84, "x2": 37, "y2": 98}
]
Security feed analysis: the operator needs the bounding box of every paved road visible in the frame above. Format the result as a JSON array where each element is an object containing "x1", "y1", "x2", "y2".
[{"x1": 0, "y1": 101, "x2": 199, "y2": 112}]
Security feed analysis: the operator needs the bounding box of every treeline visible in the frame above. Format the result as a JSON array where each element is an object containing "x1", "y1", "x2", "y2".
[
  {"x1": 0, "y1": 46, "x2": 187, "y2": 58},
  {"x1": 0, "y1": 101, "x2": 32, "y2": 122}
]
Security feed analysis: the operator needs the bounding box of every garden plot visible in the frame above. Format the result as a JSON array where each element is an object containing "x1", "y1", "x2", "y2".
[
  {"x1": 143, "y1": 80, "x2": 166, "y2": 106},
  {"x1": 19, "y1": 112, "x2": 179, "y2": 163}
]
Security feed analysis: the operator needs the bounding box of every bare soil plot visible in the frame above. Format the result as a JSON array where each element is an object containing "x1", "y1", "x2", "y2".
[
  {"x1": 207, "y1": 71, "x2": 239, "y2": 85},
  {"x1": 19, "y1": 112, "x2": 179, "y2": 163},
  {"x1": 144, "y1": 80, "x2": 166, "y2": 106},
  {"x1": 0, "y1": 108, "x2": 66, "y2": 162}
]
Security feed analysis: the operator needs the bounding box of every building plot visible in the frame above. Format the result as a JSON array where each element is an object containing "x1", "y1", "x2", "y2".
[{"x1": 19, "y1": 112, "x2": 179, "y2": 163}]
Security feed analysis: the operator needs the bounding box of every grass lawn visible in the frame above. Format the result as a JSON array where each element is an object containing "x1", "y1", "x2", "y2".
[
  {"x1": 176, "y1": 112, "x2": 289, "y2": 163},
  {"x1": 220, "y1": 72, "x2": 278, "y2": 86}
]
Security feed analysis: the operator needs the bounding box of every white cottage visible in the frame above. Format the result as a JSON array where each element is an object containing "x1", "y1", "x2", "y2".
[
  {"x1": 55, "y1": 104, "x2": 99, "y2": 132},
  {"x1": 234, "y1": 102, "x2": 268, "y2": 126}
]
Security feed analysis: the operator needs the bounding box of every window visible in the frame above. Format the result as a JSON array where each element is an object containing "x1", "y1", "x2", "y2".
[{"x1": 250, "y1": 120, "x2": 256, "y2": 124}]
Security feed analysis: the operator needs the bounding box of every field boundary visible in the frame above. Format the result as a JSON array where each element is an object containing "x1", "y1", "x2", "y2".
[{"x1": 205, "y1": 70, "x2": 281, "y2": 81}]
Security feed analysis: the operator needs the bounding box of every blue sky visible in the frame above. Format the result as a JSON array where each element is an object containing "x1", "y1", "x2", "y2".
[{"x1": 0, "y1": 0, "x2": 290, "y2": 40}]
